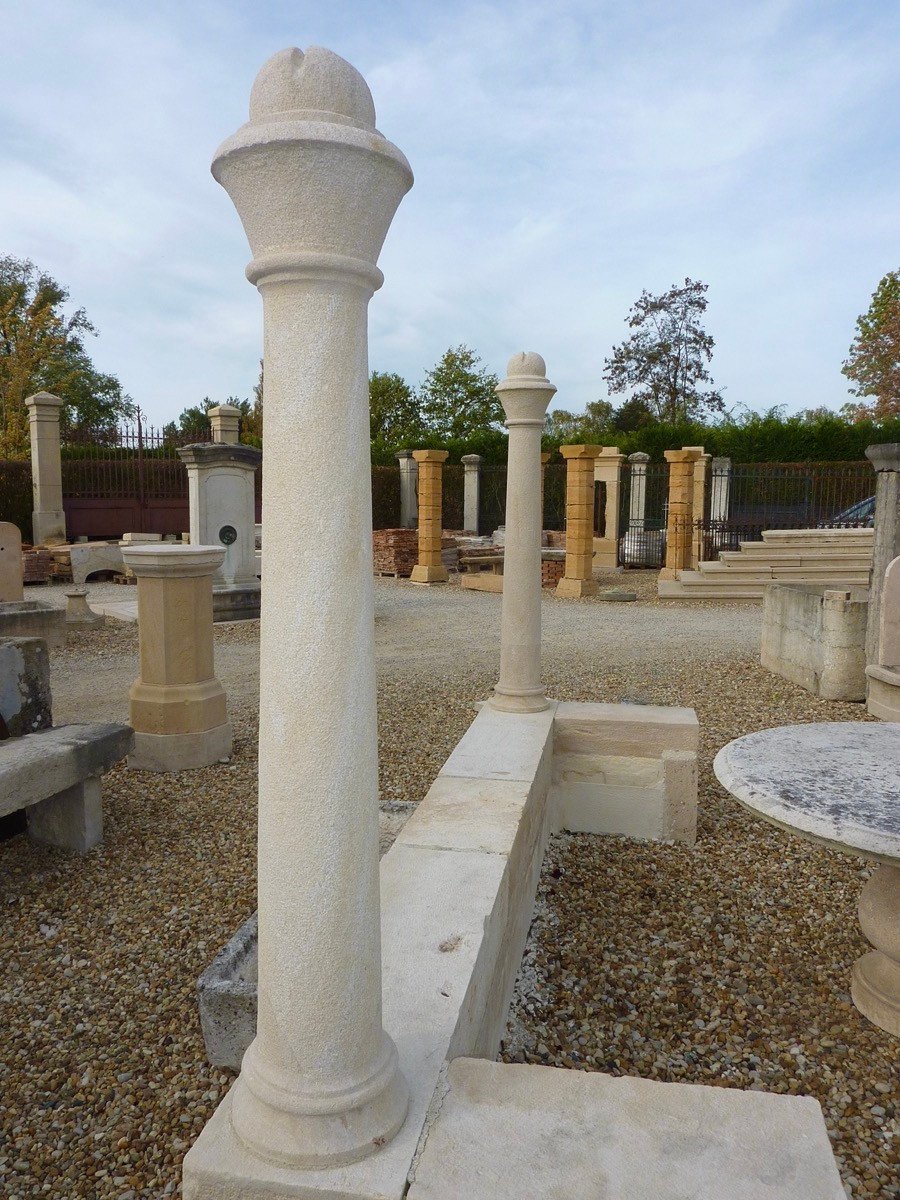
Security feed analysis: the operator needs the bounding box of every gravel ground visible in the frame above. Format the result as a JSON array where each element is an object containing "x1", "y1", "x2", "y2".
[{"x1": 1, "y1": 573, "x2": 895, "y2": 1197}]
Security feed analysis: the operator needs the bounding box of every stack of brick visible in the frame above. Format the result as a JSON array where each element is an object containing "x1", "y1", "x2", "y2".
[
  {"x1": 541, "y1": 558, "x2": 565, "y2": 588},
  {"x1": 47, "y1": 547, "x2": 74, "y2": 583},
  {"x1": 372, "y1": 528, "x2": 418, "y2": 577},
  {"x1": 22, "y1": 547, "x2": 54, "y2": 584}
]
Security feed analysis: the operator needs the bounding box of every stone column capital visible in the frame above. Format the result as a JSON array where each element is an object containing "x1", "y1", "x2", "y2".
[
  {"x1": 628, "y1": 451, "x2": 650, "y2": 464},
  {"x1": 461, "y1": 454, "x2": 483, "y2": 466},
  {"x1": 396, "y1": 449, "x2": 414, "y2": 462},
  {"x1": 866, "y1": 443, "x2": 900, "y2": 472},
  {"x1": 664, "y1": 448, "x2": 703, "y2": 464},
  {"x1": 560, "y1": 443, "x2": 602, "y2": 460},
  {"x1": 25, "y1": 391, "x2": 64, "y2": 413},
  {"x1": 177, "y1": 443, "x2": 262, "y2": 472},
  {"x1": 208, "y1": 404, "x2": 242, "y2": 444},
  {"x1": 121, "y1": 545, "x2": 226, "y2": 579},
  {"x1": 496, "y1": 352, "x2": 556, "y2": 427},
  {"x1": 412, "y1": 449, "x2": 449, "y2": 464},
  {"x1": 711, "y1": 455, "x2": 732, "y2": 470}
]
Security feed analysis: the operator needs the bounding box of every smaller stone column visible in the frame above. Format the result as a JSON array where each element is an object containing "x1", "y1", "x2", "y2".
[
  {"x1": 64, "y1": 587, "x2": 103, "y2": 629},
  {"x1": 491, "y1": 352, "x2": 555, "y2": 712},
  {"x1": 557, "y1": 445, "x2": 601, "y2": 598},
  {"x1": 660, "y1": 448, "x2": 702, "y2": 578},
  {"x1": 411, "y1": 449, "x2": 449, "y2": 583},
  {"x1": 627, "y1": 452, "x2": 650, "y2": 530},
  {"x1": 593, "y1": 447, "x2": 624, "y2": 568},
  {"x1": 25, "y1": 392, "x2": 66, "y2": 545},
  {"x1": 122, "y1": 544, "x2": 232, "y2": 771},
  {"x1": 208, "y1": 403, "x2": 242, "y2": 445},
  {"x1": 865, "y1": 444, "x2": 900, "y2": 668},
  {"x1": 683, "y1": 445, "x2": 711, "y2": 569},
  {"x1": 461, "y1": 454, "x2": 482, "y2": 533},
  {"x1": 0, "y1": 522, "x2": 24, "y2": 602},
  {"x1": 397, "y1": 450, "x2": 419, "y2": 529}
]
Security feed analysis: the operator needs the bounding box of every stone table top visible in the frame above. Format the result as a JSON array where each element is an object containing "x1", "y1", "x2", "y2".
[{"x1": 713, "y1": 722, "x2": 900, "y2": 864}]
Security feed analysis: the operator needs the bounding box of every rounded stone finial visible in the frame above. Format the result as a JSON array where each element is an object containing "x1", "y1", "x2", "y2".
[
  {"x1": 248, "y1": 46, "x2": 377, "y2": 130},
  {"x1": 506, "y1": 351, "x2": 547, "y2": 379}
]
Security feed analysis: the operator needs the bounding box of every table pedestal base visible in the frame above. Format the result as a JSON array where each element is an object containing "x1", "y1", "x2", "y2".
[{"x1": 851, "y1": 863, "x2": 900, "y2": 1036}]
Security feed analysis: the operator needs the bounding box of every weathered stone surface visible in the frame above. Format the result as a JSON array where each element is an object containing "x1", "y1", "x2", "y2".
[
  {"x1": 407, "y1": 1058, "x2": 845, "y2": 1200},
  {"x1": 0, "y1": 522, "x2": 24, "y2": 602},
  {"x1": 0, "y1": 600, "x2": 66, "y2": 650},
  {"x1": 0, "y1": 723, "x2": 133, "y2": 818},
  {"x1": 761, "y1": 581, "x2": 868, "y2": 701},
  {"x1": 0, "y1": 636, "x2": 52, "y2": 736}
]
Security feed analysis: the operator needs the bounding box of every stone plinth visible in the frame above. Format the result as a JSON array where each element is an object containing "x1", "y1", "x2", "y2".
[
  {"x1": 209, "y1": 403, "x2": 242, "y2": 445},
  {"x1": 865, "y1": 553, "x2": 900, "y2": 720},
  {"x1": 490, "y1": 353, "x2": 555, "y2": 713},
  {"x1": 556, "y1": 445, "x2": 600, "y2": 598},
  {"x1": 178, "y1": 443, "x2": 261, "y2": 587},
  {"x1": 660, "y1": 448, "x2": 702, "y2": 578},
  {"x1": 25, "y1": 392, "x2": 66, "y2": 545},
  {"x1": 411, "y1": 450, "x2": 449, "y2": 583},
  {"x1": 64, "y1": 587, "x2": 104, "y2": 629},
  {"x1": 122, "y1": 545, "x2": 231, "y2": 772},
  {"x1": 592, "y1": 447, "x2": 624, "y2": 568},
  {"x1": 0, "y1": 521, "x2": 24, "y2": 602}
]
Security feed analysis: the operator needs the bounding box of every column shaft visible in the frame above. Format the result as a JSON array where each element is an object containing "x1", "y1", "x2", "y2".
[
  {"x1": 410, "y1": 450, "x2": 449, "y2": 583},
  {"x1": 25, "y1": 392, "x2": 66, "y2": 545},
  {"x1": 661, "y1": 449, "x2": 702, "y2": 578},
  {"x1": 556, "y1": 445, "x2": 600, "y2": 598}
]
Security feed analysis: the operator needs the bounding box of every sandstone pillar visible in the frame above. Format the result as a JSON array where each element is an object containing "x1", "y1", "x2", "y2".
[
  {"x1": 660, "y1": 448, "x2": 702, "y2": 578},
  {"x1": 683, "y1": 445, "x2": 710, "y2": 568},
  {"x1": 491, "y1": 353, "x2": 555, "y2": 712},
  {"x1": 627, "y1": 452, "x2": 650, "y2": 530},
  {"x1": 121, "y1": 544, "x2": 232, "y2": 771},
  {"x1": 865, "y1": 444, "x2": 900, "y2": 667},
  {"x1": 25, "y1": 392, "x2": 66, "y2": 545},
  {"x1": 540, "y1": 451, "x2": 551, "y2": 530},
  {"x1": 178, "y1": 443, "x2": 262, "y2": 588},
  {"x1": 557, "y1": 445, "x2": 601, "y2": 598},
  {"x1": 593, "y1": 447, "x2": 624, "y2": 567},
  {"x1": 397, "y1": 450, "x2": 418, "y2": 529},
  {"x1": 461, "y1": 453, "x2": 482, "y2": 533},
  {"x1": 209, "y1": 403, "x2": 242, "y2": 445},
  {"x1": 187, "y1": 46, "x2": 412, "y2": 1174},
  {"x1": 411, "y1": 450, "x2": 449, "y2": 583}
]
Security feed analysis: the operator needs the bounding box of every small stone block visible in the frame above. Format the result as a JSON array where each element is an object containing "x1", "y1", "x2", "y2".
[{"x1": 597, "y1": 589, "x2": 638, "y2": 602}]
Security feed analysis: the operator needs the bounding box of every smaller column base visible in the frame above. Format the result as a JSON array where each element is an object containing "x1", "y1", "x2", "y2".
[
  {"x1": 489, "y1": 688, "x2": 551, "y2": 713},
  {"x1": 128, "y1": 723, "x2": 233, "y2": 772},
  {"x1": 556, "y1": 577, "x2": 598, "y2": 599},
  {"x1": 591, "y1": 538, "x2": 618, "y2": 568},
  {"x1": 851, "y1": 950, "x2": 900, "y2": 1035},
  {"x1": 410, "y1": 564, "x2": 449, "y2": 584}
]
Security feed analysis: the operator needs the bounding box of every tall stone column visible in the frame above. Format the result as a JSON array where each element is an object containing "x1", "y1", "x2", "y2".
[
  {"x1": 411, "y1": 450, "x2": 449, "y2": 583},
  {"x1": 121, "y1": 545, "x2": 232, "y2": 771},
  {"x1": 660, "y1": 448, "x2": 702, "y2": 578},
  {"x1": 25, "y1": 392, "x2": 66, "y2": 545},
  {"x1": 491, "y1": 353, "x2": 555, "y2": 712},
  {"x1": 627, "y1": 451, "x2": 650, "y2": 530},
  {"x1": 209, "y1": 403, "x2": 242, "y2": 445},
  {"x1": 557, "y1": 445, "x2": 601, "y2": 598},
  {"x1": 865, "y1": 444, "x2": 900, "y2": 667},
  {"x1": 593, "y1": 447, "x2": 624, "y2": 567},
  {"x1": 397, "y1": 450, "x2": 418, "y2": 529},
  {"x1": 191, "y1": 46, "x2": 412, "y2": 1171},
  {"x1": 461, "y1": 453, "x2": 482, "y2": 533}
]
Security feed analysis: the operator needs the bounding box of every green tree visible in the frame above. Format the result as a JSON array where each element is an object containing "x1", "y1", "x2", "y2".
[
  {"x1": 603, "y1": 278, "x2": 724, "y2": 423},
  {"x1": 841, "y1": 270, "x2": 900, "y2": 422},
  {"x1": 545, "y1": 399, "x2": 614, "y2": 442},
  {"x1": 612, "y1": 395, "x2": 656, "y2": 432},
  {"x1": 420, "y1": 345, "x2": 501, "y2": 440},
  {"x1": 0, "y1": 255, "x2": 131, "y2": 456},
  {"x1": 369, "y1": 370, "x2": 423, "y2": 446}
]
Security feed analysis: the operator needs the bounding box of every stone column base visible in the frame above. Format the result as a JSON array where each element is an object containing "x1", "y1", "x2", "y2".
[
  {"x1": 865, "y1": 665, "x2": 900, "y2": 721},
  {"x1": 851, "y1": 863, "x2": 900, "y2": 1035},
  {"x1": 32, "y1": 511, "x2": 66, "y2": 546},
  {"x1": 556, "y1": 576, "x2": 598, "y2": 599},
  {"x1": 657, "y1": 567, "x2": 678, "y2": 580},
  {"x1": 410, "y1": 564, "x2": 449, "y2": 584},
  {"x1": 129, "y1": 723, "x2": 233, "y2": 772}
]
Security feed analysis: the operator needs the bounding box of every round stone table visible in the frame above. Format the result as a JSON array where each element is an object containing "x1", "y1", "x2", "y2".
[{"x1": 714, "y1": 722, "x2": 900, "y2": 1036}]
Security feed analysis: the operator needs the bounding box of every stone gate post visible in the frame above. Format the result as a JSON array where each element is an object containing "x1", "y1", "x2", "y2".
[
  {"x1": 397, "y1": 450, "x2": 419, "y2": 529},
  {"x1": 185, "y1": 45, "x2": 412, "y2": 1178},
  {"x1": 865, "y1": 444, "x2": 900, "y2": 668},
  {"x1": 627, "y1": 451, "x2": 650, "y2": 530},
  {"x1": 491, "y1": 353, "x2": 555, "y2": 712},
  {"x1": 461, "y1": 453, "x2": 482, "y2": 533},
  {"x1": 683, "y1": 445, "x2": 710, "y2": 568},
  {"x1": 411, "y1": 449, "x2": 449, "y2": 583},
  {"x1": 660, "y1": 448, "x2": 702, "y2": 578},
  {"x1": 557, "y1": 444, "x2": 601, "y2": 598},
  {"x1": 25, "y1": 392, "x2": 66, "y2": 545},
  {"x1": 593, "y1": 446, "x2": 624, "y2": 567}
]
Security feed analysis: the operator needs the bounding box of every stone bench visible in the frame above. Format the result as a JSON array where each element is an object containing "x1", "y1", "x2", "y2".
[{"x1": 0, "y1": 723, "x2": 133, "y2": 853}]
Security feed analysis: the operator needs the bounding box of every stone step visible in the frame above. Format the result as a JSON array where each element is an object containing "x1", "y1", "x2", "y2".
[
  {"x1": 694, "y1": 565, "x2": 870, "y2": 583},
  {"x1": 724, "y1": 545, "x2": 873, "y2": 561},
  {"x1": 408, "y1": 1058, "x2": 844, "y2": 1200}
]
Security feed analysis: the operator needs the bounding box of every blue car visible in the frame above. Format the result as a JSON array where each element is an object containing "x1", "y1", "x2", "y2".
[{"x1": 823, "y1": 496, "x2": 876, "y2": 528}]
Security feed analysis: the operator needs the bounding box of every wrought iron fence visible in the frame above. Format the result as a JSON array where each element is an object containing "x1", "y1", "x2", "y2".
[{"x1": 617, "y1": 459, "x2": 669, "y2": 568}]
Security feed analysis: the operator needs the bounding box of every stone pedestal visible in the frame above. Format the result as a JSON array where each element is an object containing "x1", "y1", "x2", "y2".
[
  {"x1": 411, "y1": 450, "x2": 449, "y2": 583},
  {"x1": 209, "y1": 404, "x2": 242, "y2": 445},
  {"x1": 25, "y1": 392, "x2": 66, "y2": 545},
  {"x1": 461, "y1": 454, "x2": 482, "y2": 534},
  {"x1": 397, "y1": 451, "x2": 418, "y2": 529},
  {"x1": 865, "y1": 443, "x2": 900, "y2": 668},
  {"x1": 852, "y1": 862, "x2": 900, "y2": 1035},
  {"x1": 178, "y1": 443, "x2": 262, "y2": 620},
  {"x1": 592, "y1": 447, "x2": 624, "y2": 568},
  {"x1": 184, "y1": 45, "x2": 412, "y2": 1184},
  {"x1": 122, "y1": 545, "x2": 232, "y2": 772},
  {"x1": 865, "y1": 554, "x2": 900, "y2": 720},
  {"x1": 660, "y1": 448, "x2": 702, "y2": 578},
  {"x1": 556, "y1": 445, "x2": 600, "y2": 598},
  {"x1": 0, "y1": 522, "x2": 24, "y2": 602},
  {"x1": 490, "y1": 353, "x2": 555, "y2": 713},
  {"x1": 64, "y1": 587, "x2": 103, "y2": 629}
]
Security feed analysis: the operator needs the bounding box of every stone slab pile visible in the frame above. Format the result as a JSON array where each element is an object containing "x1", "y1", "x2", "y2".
[{"x1": 372, "y1": 528, "x2": 418, "y2": 577}]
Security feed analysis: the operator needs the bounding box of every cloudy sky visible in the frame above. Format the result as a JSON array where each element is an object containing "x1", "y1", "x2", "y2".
[{"x1": 3, "y1": 0, "x2": 899, "y2": 425}]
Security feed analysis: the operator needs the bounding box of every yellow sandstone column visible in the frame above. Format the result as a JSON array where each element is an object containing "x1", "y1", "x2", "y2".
[
  {"x1": 660, "y1": 448, "x2": 703, "y2": 578},
  {"x1": 593, "y1": 446, "x2": 624, "y2": 568},
  {"x1": 410, "y1": 449, "x2": 449, "y2": 583},
  {"x1": 683, "y1": 445, "x2": 711, "y2": 569},
  {"x1": 556, "y1": 444, "x2": 601, "y2": 598}
]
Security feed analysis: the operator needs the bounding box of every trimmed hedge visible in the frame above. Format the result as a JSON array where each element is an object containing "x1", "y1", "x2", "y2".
[{"x1": 0, "y1": 460, "x2": 33, "y2": 542}]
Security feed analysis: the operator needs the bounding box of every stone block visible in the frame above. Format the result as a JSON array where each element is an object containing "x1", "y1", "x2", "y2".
[
  {"x1": 407, "y1": 1058, "x2": 844, "y2": 1200},
  {"x1": 555, "y1": 576, "x2": 598, "y2": 598},
  {"x1": 761, "y1": 582, "x2": 867, "y2": 701},
  {"x1": 0, "y1": 637, "x2": 52, "y2": 736},
  {"x1": 0, "y1": 600, "x2": 66, "y2": 650},
  {"x1": 0, "y1": 521, "x2": 24, "y2": 602},
  {"x1": 0, "y1": 723, "x2": 133, "y2": 818},
  {"x1": 26, "y1": 776, "x2": 103, "y2": 854},
  {"x1": 129, "y1": 723, "x2": 233, "y2": 772}
]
